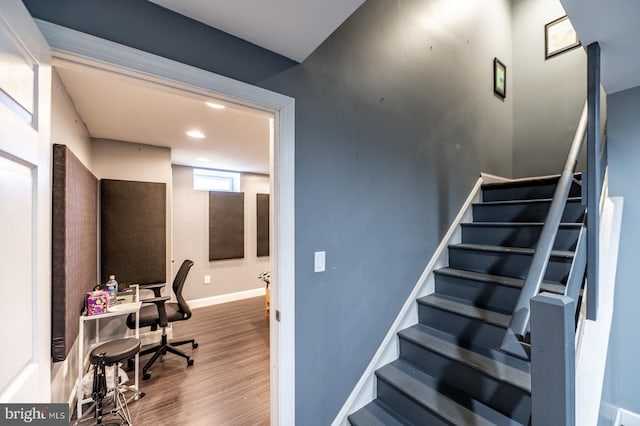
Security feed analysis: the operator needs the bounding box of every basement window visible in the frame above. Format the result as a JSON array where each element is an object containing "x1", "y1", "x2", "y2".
[{"x1": 193, "y1": 169, "x2": 240, "y2": 192}]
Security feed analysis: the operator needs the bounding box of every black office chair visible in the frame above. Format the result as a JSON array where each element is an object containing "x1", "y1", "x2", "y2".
[{"x1": 127, "y1": 259, "x2": 198, "y2": 379}]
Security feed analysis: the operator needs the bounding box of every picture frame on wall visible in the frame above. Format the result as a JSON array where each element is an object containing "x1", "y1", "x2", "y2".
[
  {"x1": 545, "y1": 15, "x2": 581, "y2": 59},
  {"x1": 493, "y1": 57, "x2": 506, "y2": 99}
]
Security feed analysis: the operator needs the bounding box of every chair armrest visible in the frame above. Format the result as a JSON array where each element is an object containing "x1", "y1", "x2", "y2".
[
  {"x1": 140, "y1": 296, "x2": 170, "y2": 327},
  {"x1": 138, "y1": 282, "x2": 165, "y2": 298},
  {"x1": 140, "y1": 296, "x2": 170, "y2": 303}
]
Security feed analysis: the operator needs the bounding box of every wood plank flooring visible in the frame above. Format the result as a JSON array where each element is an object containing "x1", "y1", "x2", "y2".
[{"x1": 121, "y1": 296, "x2": 269, "y2": 425}]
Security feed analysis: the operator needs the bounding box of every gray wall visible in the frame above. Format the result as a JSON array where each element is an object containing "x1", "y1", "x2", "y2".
[
  {"x1": 26, "y1": 0, "x2": 514, "y2": 423},
  {"x1": 511, "y1": 0, "x2": 587, "y2": 177},
  {"x1": 261, "y1": 1, "x2": 513, "y2": 421},
  {"x1": 599, "y1": 84, "x2": 640, "y2": 423}
]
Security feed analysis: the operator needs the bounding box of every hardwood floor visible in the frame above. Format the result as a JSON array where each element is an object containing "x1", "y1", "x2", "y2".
[{"x1": 125, "y1": 296, "x2": 270, "y2": 425}]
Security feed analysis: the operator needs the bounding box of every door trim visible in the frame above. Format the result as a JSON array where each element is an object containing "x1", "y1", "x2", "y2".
[{"x1": 36, "y1": 20, "x2": 295, "y2": 424}]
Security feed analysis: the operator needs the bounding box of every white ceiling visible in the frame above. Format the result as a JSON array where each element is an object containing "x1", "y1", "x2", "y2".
[
  {"x1": 55, "y1": 61, "x2": 272, "y2": 174},
  {"x1": 561, "y1": 0, "x2": 640, "y2": 94},
  {"x1": 148, "y1": 0, "x2": 366, "y2": 62}
]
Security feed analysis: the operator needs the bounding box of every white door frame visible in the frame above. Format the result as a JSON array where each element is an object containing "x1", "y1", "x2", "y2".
[{"x1": 36, "y1": 20, "x2": 295, "y2": 424}]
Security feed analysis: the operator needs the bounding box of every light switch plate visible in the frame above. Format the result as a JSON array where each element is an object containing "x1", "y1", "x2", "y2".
[
  {"x1": 204, "y1": 275, "x2": 211, "y2": 284},
  {"x1": 314, "y1": 251, "x2": 326, "y2": 272}
]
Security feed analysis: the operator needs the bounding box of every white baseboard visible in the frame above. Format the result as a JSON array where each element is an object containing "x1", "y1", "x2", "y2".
[
  {"x1": 188, "y1": 287, "x2": 266, "y2": 309},
  {"x1": 576, "y1": 197, "x2": 624, "y2": 426},
  {"x1": 615, "y1": 408, "x2": 640, "y2": 426},
  {"x1": 331, "y1": 177, "x2": 484, "y2": 425}
]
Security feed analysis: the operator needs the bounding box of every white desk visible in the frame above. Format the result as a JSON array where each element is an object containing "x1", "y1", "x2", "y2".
[{"x1": 77, "y1": 286, "x2": 141, "y2": 418}]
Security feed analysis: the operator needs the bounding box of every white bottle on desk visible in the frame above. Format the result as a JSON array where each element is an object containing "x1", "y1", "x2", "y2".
[{"x1": 106, "y1": 275, "x2": 118, "y2": 306}]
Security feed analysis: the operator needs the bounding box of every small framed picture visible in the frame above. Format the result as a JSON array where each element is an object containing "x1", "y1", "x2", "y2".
[
  {"x1": 545, "y1": 15, "x2": 581, "y2": 59},
  {"x1": 493, "y1": 58, "x2": 506, "y2": 99}
]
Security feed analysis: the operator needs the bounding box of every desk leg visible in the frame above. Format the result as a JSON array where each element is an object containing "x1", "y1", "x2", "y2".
[
  {"x1": 135, "y1": 310, "x2": 139, "y2": 398},
  {"x1": 77, "y1": 318, "x2": 84, "y2": 418}
]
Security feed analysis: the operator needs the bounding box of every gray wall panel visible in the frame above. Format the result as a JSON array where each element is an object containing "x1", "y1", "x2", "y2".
[
  {"x1": 100, "y1": 179, "x2": 166, "y2": 284},
  {"x1": 598, "y1": 84, "x2": 640, "y2": 423},
  {"x1": 209, "y1": 191, "x2": 245, "y2": 261},
  {"x1": 256, "y1": 193, "x2": 270, "y2": 257},
  {"x1": 51, "y1": 144, "x2": 98, "y2": 362}
]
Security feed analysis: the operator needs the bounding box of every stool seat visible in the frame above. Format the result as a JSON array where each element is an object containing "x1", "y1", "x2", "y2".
[{"x1": 90, "y1": 338, "x2": 141, "y2": 365}]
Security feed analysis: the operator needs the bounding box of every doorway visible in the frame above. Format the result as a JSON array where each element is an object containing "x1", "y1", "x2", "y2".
[{"x1": 40, "y1": 20, "x2": 295, "y2": 424}]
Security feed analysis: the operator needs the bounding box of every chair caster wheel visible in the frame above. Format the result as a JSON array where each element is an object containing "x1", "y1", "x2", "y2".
[
  {"x1": 192, "y1": 342, "x2": 198, "y2": 349},
  {"x1": 187, "y1": 359, "x2": 194, "y2": 367},
  {"x1": 143, "y1": 372, "x2": 151, "y2": 380}
]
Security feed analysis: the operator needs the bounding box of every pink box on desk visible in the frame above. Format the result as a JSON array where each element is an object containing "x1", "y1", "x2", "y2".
[{"x1": 86, "y1": 290, "x2": 109, "y2": 316}]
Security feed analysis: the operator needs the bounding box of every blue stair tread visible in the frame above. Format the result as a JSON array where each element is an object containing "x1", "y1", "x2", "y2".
[
  {"x1": 481, "y1": 173, "x2": 580, "y2": 190},
  {"x1": 348, "y1": 400, "x2": 408, "y2": 426},
  {"x1": 403, "y1": 323, "x2": 531, "y2": 372},
  {"x1": 450, "y1": 243, "x2": 575, "y2": 259},
  {"x1": 377, "y1": 360, "x2": 525, "y2": 426},
  {"x1": 399, "y1": 324, "x2": 531, "y2": 392},
  {"x1": 461, "y1": 221, "x2": 582, "y2": 229},
  {"x1": 475, "y1": 196, "x2": 583, "y2": 207},
  {"x1": 418, "y1": 293, "x2": 512, "y2": 328},
  {"x1": 434, "y1": 267, "x2": 566, "y2": 294}
]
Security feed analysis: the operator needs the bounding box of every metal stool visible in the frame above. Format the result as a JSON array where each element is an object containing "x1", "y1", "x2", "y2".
[{"x1": 89, "y1": 338, "x2": 141, "y2": 425}]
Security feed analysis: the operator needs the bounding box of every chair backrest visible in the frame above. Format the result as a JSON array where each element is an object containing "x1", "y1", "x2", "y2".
[{"x1": 173, "y1": 259, "x2": 194, "y2": 320}]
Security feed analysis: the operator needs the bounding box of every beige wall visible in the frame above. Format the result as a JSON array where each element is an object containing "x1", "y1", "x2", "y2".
[
  {"x1": 50, "y1": 69, "x2": 92, "y2": 169},
  {"x1": 91, "y1": 138, "x2": 173, "y2": 286},
  {"x1": 172, "y1": 165, "x2": 270, "y2": 301}
]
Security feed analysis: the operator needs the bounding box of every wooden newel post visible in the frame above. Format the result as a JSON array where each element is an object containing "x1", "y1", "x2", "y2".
[{"x1": 530, "y1": 292, "x2": 576, "y2": 426}]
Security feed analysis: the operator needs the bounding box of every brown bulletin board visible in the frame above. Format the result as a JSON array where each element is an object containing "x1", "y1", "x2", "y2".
[
  {"x1": 51, "y1": 144, "x2": 98, "y2": 362},
  {"x1": 100, "y1": 179, "x2": 166, "y2": 285},
  {"x1": 256, "y1": 193, "x2": 270, "y2": 257},
  {"x1": 209, "y1": 191, "x2": 245, "y2": 260}
]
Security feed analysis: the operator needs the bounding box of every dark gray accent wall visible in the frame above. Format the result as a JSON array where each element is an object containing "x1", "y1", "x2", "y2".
[
  {"x1": 511, "y1": 0, "x2": 587, "y2": 178},
  {"x1": 22, "y1": 0, "x2": 297, "y2": 85},
  {"x1": 598, "y1": 85, "x2": 640, "y2": 424},
  {"x1": 25, "y1": 1, "x2": 514, "y2": 423}
]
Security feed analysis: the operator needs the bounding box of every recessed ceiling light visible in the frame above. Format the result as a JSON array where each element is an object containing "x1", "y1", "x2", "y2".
[
  {"x1": 187, "y1": 130, "x2": 205, "y2": 139},
  {"x1": 197, "y1": 157, "x2": 211, "y2": 162},
  {"x1": 206, "y1": 101, "x2": 226, "y2": 110}
]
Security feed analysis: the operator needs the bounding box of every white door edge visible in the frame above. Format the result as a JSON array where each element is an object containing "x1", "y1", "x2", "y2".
[
  {"x1": 36, "y1": 19, "x2": 295, "y2": 425},
  {"x1": 0, "y1": 0, "x2": 52, "y2": 404}
]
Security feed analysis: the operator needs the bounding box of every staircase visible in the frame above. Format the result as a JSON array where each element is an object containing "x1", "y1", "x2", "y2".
[{"x1": 348, "y1": 175, "x2": 585, "y2": 425}]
